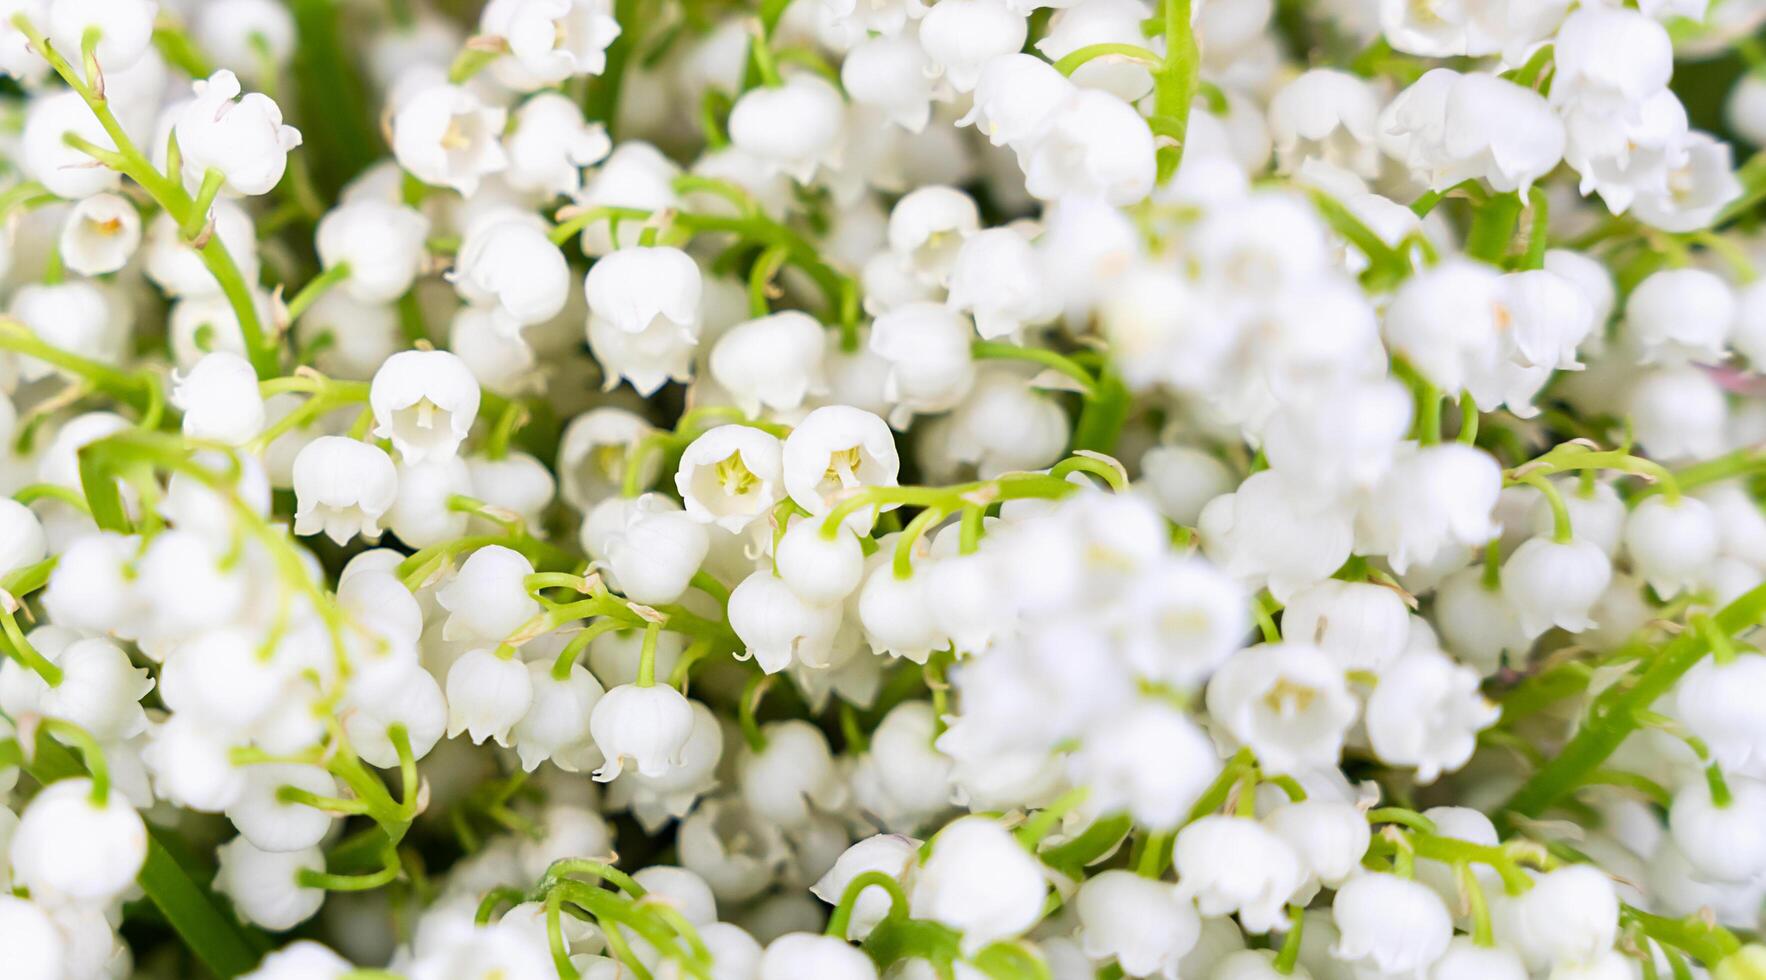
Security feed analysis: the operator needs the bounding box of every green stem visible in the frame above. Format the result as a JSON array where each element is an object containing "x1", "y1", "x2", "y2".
[
  {"x1": 0, "y1": 601, "x2": 62, "y2": 687},
  {"x1": 824, "y1": 870, "x2": 909, "y2": 939},
  {"x1": 1465, "y1": 192, "x2": 1524, "y2": 265},
  {"x1": 971, "y1": 341, "x2": 1097, "y2": 396},
  {"x1": 183, "y1": 168, "x2": 225, "y2": 240},
  {"x1": 1273, "y1": 906, "x2": 1305, "y2": 974},
  {"x1": 285, "y1": 262, "x2": 352, "y2": 322},
  {"x1": 1500, "y1": 580, "x2": 1766, "y2": 825},
  {"x1": 1150, "y1": 0, "x2": 1199, "y2": 183},
  {"x1": 1052, "y1": 42, "x2": 1162, "y2": 76}
]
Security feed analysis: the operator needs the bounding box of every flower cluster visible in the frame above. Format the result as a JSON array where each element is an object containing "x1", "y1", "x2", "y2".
[{"x1": 0, "y1": 0, "x2": 1765, "y2": 978}]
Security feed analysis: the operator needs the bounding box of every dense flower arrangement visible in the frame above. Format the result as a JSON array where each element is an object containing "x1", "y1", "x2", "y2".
[{"x1": 1, "y1": 0, "x2": 1765, "y2": 977}]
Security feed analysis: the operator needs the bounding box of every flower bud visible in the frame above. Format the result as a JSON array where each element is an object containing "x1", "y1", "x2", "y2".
[
  {"x1": 22, "y1": 91, "x2": 119, "y2": 200},
  {"x1": 453, "y1": 214, "x2": 572, "y2": 336},
  {"x1": 386, "y1": 456, "x2": 474, "y2": 548},
  {"x1": 1501, "y1": 537, "x2": 1612, "y2": 638},
  {"x1": 1623, "y1": 495, "x2": 1720, "y2": 600},
  {"x1": 1070, "y1": 699, "x2": 1220, "y2": 830},
  {"x1": 869, "y1": 302, "x2": 976, "y2": 426},
  {"x1": 343, "y1": 661, "x2": 447, "y2": 768},
  {"x1": 841, "y1": 35, "x2": 934, "y2": 133},
  {"x1": 226, "y1": 764, "x2": 338, "y2": 853},
  {"x1": 775, "y1": 517, "x2": 865, "y2": 604},
  {"x1": 739, "y1": 719, "x2": 847, "y2": 829},
  {"x1": 0, "y1": 896, "x2": 64, "y2": 980},
  {"x1": 811, "y1": 834, "x2": 918, "y2": 941},
  {"x1": 195, "y1": 0, "x2": 297, "y2": 77},
  {"x1": 0, "y1": 498, "x2": 48, "y2": 578},
  {"x1": 911, "y1": 815, "x2": 1046, "y2": 952},
  {"x1": 38, "y1": 637, "x2": 153, "y2": 740},
  {"x1": 1264, "y1": 800, "x2": 1371, "y2": 894},
  {"x1": 1624, "y1": 268, "x2": 1733, "y2": 366},
  {"x1": 1668, "y1": 776, "x2": 1766, "y2": 884},
  {"x1": 1494, "y1": 864, "x2": 1618, "y2": 971},
  {"x1": 604, "y1": 494, "x2": 710, "y2": 604},
  {"x1": 709, "y1": 311, "x2": 829, "y2": 418}
]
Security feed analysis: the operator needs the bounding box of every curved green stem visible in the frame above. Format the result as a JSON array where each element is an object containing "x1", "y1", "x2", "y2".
[{"x1": 825, "y1": 870, "x2": 909, "y2": 939}]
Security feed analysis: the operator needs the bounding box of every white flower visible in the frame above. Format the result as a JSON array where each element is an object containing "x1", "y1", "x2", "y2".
[
  {"x1": 1675, "y1": 654, "x2": 1766, "y2": 771},
  {"x1": 10, "y1": 777, "x2": 146, "y2": 903},
  {"x1": 945, "y1": 227, "x2": 1057, "y2": 341},
  {"x1": 781, "y1": 405, "x2": 900, "y2": 530},
  {"x1": 1623, "y1": 267, "x2": 1734, "y2": 366},
  {"x1": 1627, "y1": 365, "x2": 1728, "y2": 463},
  {"x1": 759, "y1": 933, "x2": 877, "y2": 980},
  {"x1": 315, "y1": 200, "x2": 431, "y2": 304},
  {"x1": 1173, "y1": 815, "x2": 1304, "y2": 934},
  {"x1": 511, "y1": 659, "x2": 604, "y2": 772},
  {"x1": 452, "y1": 214, "x2": 572, "y2": 335},
  {"x1": 1331, "y1": 873, "x2": 1453, "y2": 976},
  {"x1": 0, "y1": 896, "x2": 65, "y2": 980},
  {"x1": 603, "y1": 493, "x2": 710, "y2": 604},
  {"x1": 22, "y1": 90, "x2": 119, "y2": 200},
  {"x1": 0, "y1": 499, "x2": 48, "y2": 578},
  {"x1": 775, "y1": 516, "x2": 867, "y2": 604},
  {"x1": 1076, "y1": 871, "x2": 1202, "y2": 977},
  {"x1": 910, "y1": 816, "x2": 1046, "y2": 953},
  {"x1": 1205, "y1": 643, "x2": 1358, "y2": 774},
  {"x1": 214, "y1": 837, "x2": 324, "y2": 931},
  {"x1": 1501, "y1": 537, "x2": 1612, "y2": 638},
  {"x1": 1263, "y1": 800, "x2": 1371, "y2": 893},
  {"x1": 1358, "y1": 443, "x2": 1501, "y2": 575},
  {"x1": 391, "y1": 83, "x2": 509, "y2": 195},
  {"x1": 239, "y1": 941, "x2": 353, "y2": 980},
  {"x1": 1200, "y1": 471, "x2": 1356, "y2": 602},
  {"x1": 956, "y1": 52, "x2": 1075, "y2": 148},
  {"x1": 728, "y1": 570, "x2": 843, "y2": 674},
  {"x1": 1668, "y1": 775, "x2": 1766, "y2": 885},
  {"x1": 436, "y1": 545, "x2": 541, "y2": 644},
  {"x1": 1268, "y1": 68, "x2": 1383, "y2": 176},
  {"x1": 1069, "y1": 699, "x2": 1221, "y2": 829},
  {"x1": 1022, "y1": 89, "x2": 1156, "y2": 206},
  {"x1": 59, "y1": 193, "x2": 142, "y2": 276},
  {"x1": 728, "y1": 74, "x2": 846, "y2": 184},
  {"x1": 480, "y1": 0, "x2": 621, "y2": 89},
  {"x1": 918, "y1": 0, "x2": 1028, "y2": 93},
  {"x1": 291, "y1": 436, "x2": 399, "y2": 545},
  {"x1": 588, "y1": 302, "x2": 700, "y2": 395},
  {"x1": 738, "y1": 719, "x2": 847, "y2": 828},
  {"x1": 1280, "y1": 579, "x2": 1410, "y2": 674},
  {"x1": 887, "y1": 186, "x2": 978, "y2": 287},
  {"x1": 37, "y1": 637, "x2": 153, "y2": 740},
  {"x1": 841, "y1": 35, "x2": 934, "y2": 133},
  {"x1": 173, "y1": 351, "x2": 265, "y2": 446},
  {"x1": 557, "y1": 407, "x2": 657, "y2": 509},
  {"x1": 194, "y1": 0, "x2": 297, "y2": 78},
  {"x1": 504, "y1": 92, "x2": 610, "y2": 197},
  {"x1": 590, "y1": 682, "x2": 696, "y2": 780},
  {"x1": 1494, "y1": 865, "x2": 1618, "y2": 971},
  {"x1": 225, "y1": 765, "x2": 338, "y2": 854},
  {"x1": 585, "y1": 245, "x2": 703, "y2": 337},
  {"x1": 1633, "y1": 132, "x2": 1742, "y2": 233},
  {"x1": 708, "y1": 312, "x2": 828, "y2": 417},
  {"x1": 675, "y1": 425, "x2": 784, "y2": 532},
  {"x1": 1623, "y1": 495, "x2": 1720, "y2": 599},
  {"x1": 1551, "y1": 6, "x2": 1673, "y2": 119},
  {"x1": 870, "y1": 302, "x2": 976, "y2": 426},
  {"x1": 1365, "y1": 648, "x2": 1499, "y2": 783},
  {"x1": 812, "y1": 835, "x2": 919, "y2": 941},
  {"x1": 174, "y1": 70, "x2": 303, "y2": 197},
  {"x1": 369, "y1": 349, "x2": 481, "y2": 463},
  {"x1": 49, "y1": 0, "x2": 157, "y2": 78},
  {"x1": 6, "y1": 280, "x2": 126, "y2": 383},
  {"x1": 445, "y1": 647, "x2": 534, "y2": 746},
  {"x1": 1379, "y1": 68, "x2": 1564, "y2": 193}
]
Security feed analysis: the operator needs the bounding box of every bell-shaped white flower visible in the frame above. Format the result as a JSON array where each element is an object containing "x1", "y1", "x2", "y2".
[
  {"x1": 910, "y1": 816, "x2": 1046, "y2": 953},
  {"x1": 585, "y1": 245, "x2": 703, "y2": 337},
  {"x1": 452, "y1": 214, "x2": 571, "y2": 335},
  {"x1": 603, "y1": 494, "x2": 710, "y2": 604},
  {"x1": 436, "y1": 545, "x2": 541, "y2": 644},
  {"x1": 174, "y1": 71, "x2": 303, "y2": 196},
  {"x1": 1494, "y1": 865, "x2": 1618, "y2": 972},
  {"x1": 775, "y1": 516, "x2": 866, "y2": 604},
  {"x1": 841, "y1": 34, "x2": 934, "y2": 133},
  {"x1": 674, "y1": 425, "x2": 784, "y2": 532},
  {"x1": 480, "y1": 0, "x2": 621, "y2": 89},
  {"x1": 1668, "y1": 775, "x2": 1766, "y2": 885},
  {"x1": 869, "y1": 302, "x2": 976, "y2": 427},
  {"x1": 511, "y1": 659, "x2": 604, "y2": 772},
  {"x1": 1623, "y1": 495, "x2": 1720, "y2": 599},
  {"x1": 225, "y1": 764, "x2": 339, "y2": 854},
  {"x1": 10, "y1": 777, "x2": 146, "y2": 903},
  {"x1": 504, "y1": 92, "x2": 610, "y2": 198},
  {"x1": 918, "y1": 0, "x2": 1027, "y2": 93},
  {"x1": 709, "y1": 311, "x2": 828, "y2": 417},
  {"x1": 214, "y1": 837, "x2": 324, "y2": 931},
  {"x1": 0, "y1": 499, "x2": 48, "y2": 578},
  {"x1": 59, "y1": 193, "x2": 142, "y2": 276},
  {"x1": 37, "y1": 637, "x2": 153, "y2": 741},
  {"x1": 1076, "y1": 870, "x2": 1202, "y2": 978},
  {"x1": 1199, "y1": 471, "x2": 1356, "y2": 603},
  {"x1": 1501, "y1": 537, "x2": 1613, "y2": 638},
  {"x1": 7, "y1": 280, "x2": 126, "y2": 383},
  {"x1": 0, "y1": 896, "x2": 66, "y2": 980},
  {"x1": 22, "y1": 90, "x2": 120, "y2": 200},
  {"x1": 1070, "y1": 699, "x2": 1220, "y2": 829},
  {"x1": 812, "y1": 835, "x2": 919, "y2": 941},
  {"x1": 781, "y1": 404, "x2": 900, "y2": 530},
  {"x1": 957, "y1": 52, "x2": 1074, "y2": 150},
  {"x1": 391, "y1": 82, "x2": 509, "y2": 195},
  {"x1": 1551, "y1": 6, "x2": 1672, "y2": 119},
  {"x1": 728, "y1": 74, "x2": 846, "y2": 184},
  {"x1": 1623, "y1": 267, "x2": 1734, "y2": 366},
  {"x1": 315, "y1": 199, "x2": 430, "y2": 304},
  {"x1": 944, "y1": 227, "x2": 1057, "y2": 342},
  {"x1": 738, "y1": 719, "x2": 848, "y2": 829},
  {"x1": 1034, "y1": 0, "x2": 1155, "y2": 102},
  {"x1": 887, "y1": 186, "x2": 978, "y2": 287},
  {"x1": 1365, "y1": 648, "x2": 1500, "y2": 783},
  {"x1": 194, "y1": 0, "x2": 296, "y2": 79},
  {"x1": 1263, "y1": 800, "x2": 1370, "y2": 895},
  {"x1": 1205, "y1": 643, "x2": 1358, "y2": 774},
  {"x1": 1268, "y1": 68, "x2": 1383, "y2": 176},
  {"x1": 1173, "y1": 814, "x2": 1304, "y2": 934},
  {"x1": 291, "y1": 436, "x2": 399, "y2": 545},
  {"x1": 759, "y1": 933, "x2": 877, "y2": 980},
  {"x1": 1379, "y1": 68, "x2": 1564, "y2": 193},
  {"x1": 173, "y1": 351, "x2": 266, "y2": 447},
  {"x1": 588, "y1": 305, "x2": 700, "y2": 396},
  {"x1": 1022, "y1": 89, "x2": 1157, "y2": 206},
  {"x1": 1280, "y1": 579, "x2": 1410, "y2": 674},
  {"x1": 1359, "y1": 443, "x2": 1501, "y2": 575},
  {"x1": 589, "y1": 682, "x2": 696, "y2": 780},
  {"x1": 1331, "y1": 872, "x2": 1453, "y2": 976},
  {"x1": 445, "y1": 647, "x2": 534, "y2": 747},
  {"x1": 368, "y1": 349, "x2": 481, "y2": 464},
  {"x1": 728, "y1": 570, "x2": 843, "y2": 674}
]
